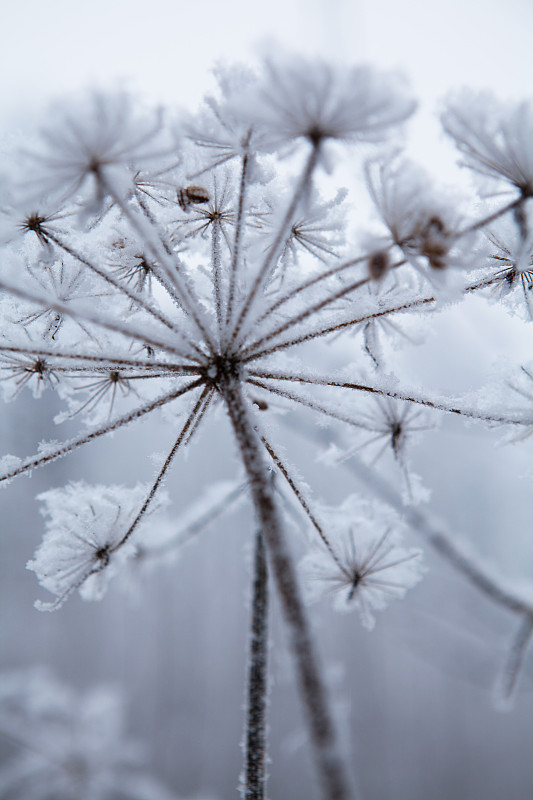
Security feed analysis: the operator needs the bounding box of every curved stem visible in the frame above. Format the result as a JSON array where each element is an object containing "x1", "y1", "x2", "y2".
[{"x1": 222, "y1": 377, "x2": 352, "y2": 800}]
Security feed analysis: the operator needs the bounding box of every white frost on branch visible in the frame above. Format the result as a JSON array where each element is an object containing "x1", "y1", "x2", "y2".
[
  {"x1": 27, "y1": 482, "x2": 169, "y2": 610},
  {"x1": 300, "y1": 496, "x2": 424, "y2": 630}
]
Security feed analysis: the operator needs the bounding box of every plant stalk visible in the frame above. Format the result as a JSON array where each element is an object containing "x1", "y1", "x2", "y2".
[
  {"x1": 244, "y1": 528, "x2": 269, "y2": 800},
  {"x1": 222, "y1": 377, "x2": 352, "y2": 800}
]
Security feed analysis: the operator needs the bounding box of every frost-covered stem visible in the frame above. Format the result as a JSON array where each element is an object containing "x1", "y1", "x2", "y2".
[
  {"x1": 244, "y1": 271, "x2": 514, "y2": 361},
  {"x1": 45, "y1": 230, "x2": 180, "y2": 335},
  {"x1": 113, "y1": 384, "x2": 210, "y2": 550},
  {"x1": 130, "y1": 194, "x2": 217, "y2": 355},
  {"x1": 135, "y1": 193, "x2": 174, "y2": 254},
  {"x1": 229, "y1": 145, "x2": 321, "y2": 349},
  {"x1": 456, "y1": 195, "x2": 524, "y2": 237},
  {"x1": 226, "y1": 148, "x2": 251, "y2": 331},
  {"x1": 244, "y1": 272, "x2": 374, "y2": 357},
  {"x1": 0, "y1": 342, "x2": 199, "y2": 372},
  {"x1": 0, "y1": 274, "x2": 194, "y2": 361},
  {"x1": 211, "y1": 218, "x2": 224, "y2": 336},
  {"x1": 253, "y1": 251, "x2": 388, "y2": 329},
  {"x1": 0, "y1": 379, "x2": 203, "y2": 484},
  {"x1": 249, "y1": 370, "x2": 533, "y2": 426},
  {"x1": 183, "y1": 386, "x2": 215, "y2": 445},
  {"x1": 248, "y1": 378, "x2": 373, "y2": 430},
  {"x1": 244, "y1": 528, "x2": 269, "y2": 800},
  {"x1": 100, "y1": 174, "x2": 216, "y2": 355},
  {"x1": 222, "y1": 378, "x2": 352, "y2": 800},
  {"x1": 260, "y1": 434, "x2": 343, "y2": 570}
]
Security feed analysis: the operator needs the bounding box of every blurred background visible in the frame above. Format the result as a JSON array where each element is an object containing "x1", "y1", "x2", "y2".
[{"x1": 2, "y1": 1, "x2": 533, "y2": 798}]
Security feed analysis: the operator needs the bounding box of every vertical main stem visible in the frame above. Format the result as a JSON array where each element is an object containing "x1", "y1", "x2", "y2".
[
  {"x1": 222, "y1": 377, "x2": 352, "y2": 800},
  {"x1": 244, "y1": 529, "x2": 269, "y2": 800}
]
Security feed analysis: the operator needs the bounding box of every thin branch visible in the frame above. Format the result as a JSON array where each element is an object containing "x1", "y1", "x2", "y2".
[
  {"x1": 252, "y1": 252, "x2": 379, "y2": 330},
  {"x1": 243, "y1": 296, "x2": 435, "y2": 362},
  {"x1": 101, "y1": 173, "x2": 217, "y2": 355},
  {"x1": 249, "y1": 370, "x2": 533, "y2": 426},
  {"x1": 260, "y1": 433, "x2": 343, "y2": 570},
  {"x1": 246, "y1": 378, "x2": 373, "y2": 430},
  {"x1": 243, "y1": 272, "x2": 509, "y2": 363},
  {"x1": 0, "y1": 378, "x2": 204, "y2": 484},
  {"x1": 243, "y1": 276, "x2": 370, "y2": 358},
  {"x1": 183, "y1": 385, "x2": 215, "y2": 445},
  {"x1": 0, "y1": 342, "x2": 200, "y2": 372},
  {"x1": 243, "y1": 259, "x2": 405, "y2": 358},
  {"x1": 112, "y1": 384, "x2": 211, "y2": 551},
  {"x1": 456, "y1": 195, "x2": 524, "y2": 238},
  {"x1": 226, "y1": 147, "x2": 250, "y2": 331},
  {"x1": 0, "y1": 274, "x2": 198, "y2": 362},
  {"x1": 228, "y1": 144, "x2": 321, "y2": 350},
  {"x1": 46, "y1": 230, "x2": 182, "y2": 336}
]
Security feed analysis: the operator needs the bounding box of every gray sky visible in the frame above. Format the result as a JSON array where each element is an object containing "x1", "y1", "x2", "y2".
[{"x1": 1, "y1": 0, "x2": 531, "y2": 126}]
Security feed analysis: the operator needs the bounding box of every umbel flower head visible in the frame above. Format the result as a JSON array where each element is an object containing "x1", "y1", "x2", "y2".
[
  {"x1": 300, "y1": 497, "x2": 423, "y2": 630},
  {"x1": 2, "y1": 50, "x2": 533, "y2": 800},
  {"x1": 442, "y1": 91, "x2": 533, "y2": 198},
  {"x1": 233, "y1": 51, "x2": 415, "y2": 153},
  {"x1": 27, "y1": 482, "x2": 169, "y2": 610},
  {"x1": 21, "y1": 90, "x2": 166, "y2": 213}
]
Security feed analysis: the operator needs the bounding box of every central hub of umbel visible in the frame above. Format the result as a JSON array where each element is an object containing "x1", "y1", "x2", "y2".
[{"x1": 204, "y1": 355, "x2": 242, "y2": 389}]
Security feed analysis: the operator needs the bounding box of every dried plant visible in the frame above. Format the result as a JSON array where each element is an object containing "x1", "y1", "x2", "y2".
[{"x1": 1, "y1": 52, "x2": 533, "y2": 799}]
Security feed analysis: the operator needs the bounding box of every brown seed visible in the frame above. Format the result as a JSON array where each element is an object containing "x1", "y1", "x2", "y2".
[
  {"x1": 177, "y1": 185, "x2": 210, "y2": 211},
  {"x1": 367, "y1": 250, "x2": 390, "y2": 281}
]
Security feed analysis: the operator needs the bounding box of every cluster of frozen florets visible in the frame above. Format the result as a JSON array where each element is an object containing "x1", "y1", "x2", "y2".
[{"x1": 0, "y1": 51, "x2": 533, "y2": 639}]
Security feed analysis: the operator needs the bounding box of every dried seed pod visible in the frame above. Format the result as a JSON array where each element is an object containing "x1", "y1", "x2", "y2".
[
  {"x1": 419, "y1": 215, "x2": 448, "y2": 269},
  {"x1": 367, "y1": 250, "x2": 390, "y2": 280},
  {"x1": 177, "y1": 185, "x2": 210, "y2": 211}
]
